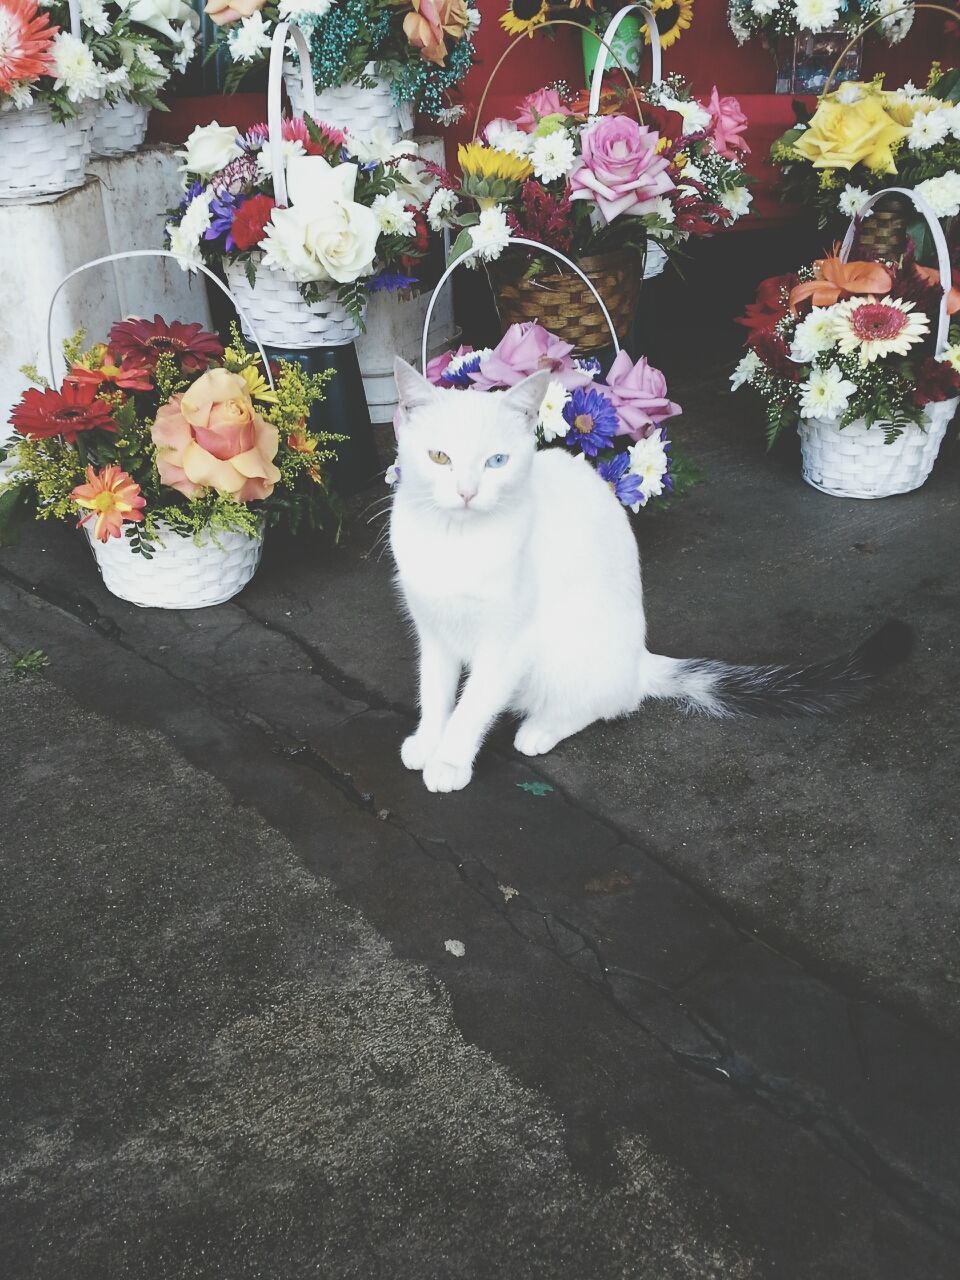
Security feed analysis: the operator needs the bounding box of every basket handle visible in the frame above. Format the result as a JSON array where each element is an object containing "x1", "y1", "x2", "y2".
[
  {"x1": 471, "y1": 19, "x2": 644, "y2": 140},
  {"x1": 67, "y1": 0, "x2": 80, "y2": 35},
  {"x1": 420, "y1": 237, "x2": 621, "y2": 372},
  {"x1": 823, "y1": 6, "x2": 959, "y2": 97},
  {"x1": 588, "y1": 5, "x2": 661, "y2": 118},
  {"x1": 839, "y1": 186, "x2": 952, "y2": 353},
  {"x1": 268, "y1": 21, "x2": 317, "y2": 208},
  {"x1": 46, "y1": 249, "x2": 276, "y2": 391}
]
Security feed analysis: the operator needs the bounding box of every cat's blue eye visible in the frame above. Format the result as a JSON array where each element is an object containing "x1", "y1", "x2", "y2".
[{"x1": 486, "y1": 453, "x2": 509, "y2": 469}]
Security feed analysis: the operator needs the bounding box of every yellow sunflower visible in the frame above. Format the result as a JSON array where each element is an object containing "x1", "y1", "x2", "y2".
[
  {"x1": 500, "y1": 0, "x2": 549, "y2": 38},
  {"x1": 648, "y1": 0, "x2": 694, "y2": 51}
]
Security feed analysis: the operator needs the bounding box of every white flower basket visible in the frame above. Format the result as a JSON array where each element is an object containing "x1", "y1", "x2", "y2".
[
  {"x1": 88, "y1": 98, "x2": 149, "y2": 158},
  {"x1": 800, "y1": 398, "x2": 958, "y2": 500},
  {"x1": 224, "y1": 256, "x2": 365, "y2": 348},
  {"x1": 797, "y1": 186, "x2": 957, "y2": 499},
  {"x1": 0, "y1": 101, "x2": 91, "y2": 200},
  {"x1": 283, "y1": 59, "x2": 414, "y2": 145},
  {"x1": 83, "y1": 519, "x2": 264, "y2": 609}
]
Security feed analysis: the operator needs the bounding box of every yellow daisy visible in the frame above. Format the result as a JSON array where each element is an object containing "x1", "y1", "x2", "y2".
[
  {"x1": 500, "y1": 0, "x2": 549, "y2": 38},
  {"x1": 648, "y1": 0, "x2": 694, "y2": 52}
]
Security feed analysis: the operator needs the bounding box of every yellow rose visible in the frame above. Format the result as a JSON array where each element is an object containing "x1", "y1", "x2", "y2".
[{"x1": 793, "y1": 98, "x2": 908, "y2": 174}]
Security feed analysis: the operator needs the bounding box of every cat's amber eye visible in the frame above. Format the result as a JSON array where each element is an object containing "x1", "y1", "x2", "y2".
[{"x1": 428, "y1": 450, "x2": 451, "y2": 466}]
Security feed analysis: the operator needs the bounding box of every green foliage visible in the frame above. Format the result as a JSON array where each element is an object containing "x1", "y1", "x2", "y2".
[
  {"x1": 18, "y1": 363, "x2": 49, "y2": 389},
  {"x1": 335, "y1": 281, "x2": 369, "y2": 331},
  {"x1": 10, "y1": 649, "x2": 48, "y2": 680}
]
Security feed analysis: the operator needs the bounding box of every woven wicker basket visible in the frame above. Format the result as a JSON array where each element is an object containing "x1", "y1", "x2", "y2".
[
  {"x1": 225, "y1": 257, "x2": 364, "y2": 348},
  {"x1": 283, "y1": 60, "x2": 414, "y2": 145},
  {"x1": 84, "y1": 519, "x2": 264, "y2": 609},
  {"x1": 89, "y1": 99, "x2": 149, "y2": 158},
  {"x1": 0, "y1": 101, "x2": 91, "y2": 200},
  {"x1": 488, "y1": 247, "x2": 644, "y2": 353},
  {"x1": 851, "y1": 191, "x2": 911, "y2": 261}
]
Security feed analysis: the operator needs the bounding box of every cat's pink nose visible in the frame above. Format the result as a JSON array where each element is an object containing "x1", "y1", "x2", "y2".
[{"x1": 458, "y1": 488, "x2": 477, "y2": 506}]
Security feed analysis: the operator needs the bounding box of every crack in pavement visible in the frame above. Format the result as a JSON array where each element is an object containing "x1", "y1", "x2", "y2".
[{"x1": 2, "y1": 563, "x2": 959, "y2": 1240}]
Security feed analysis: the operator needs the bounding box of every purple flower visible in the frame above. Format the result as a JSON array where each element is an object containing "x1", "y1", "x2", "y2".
[
  {"x1": 205, "y1": 190, "x2": 240, "y2": 249},
  {"x1": 562, "y1": 386, "x2": 619, "y2": 457},
  {"x1": 368, "y1": 271, "x2": 419, "y2": 294},
  {"x1": 597, "y1": 451, "x2": 644, "y2": 509},
  {"x1": 426, "y1": 344, "x2": 475, "y2": 386},
  {"x1": 440, "y1": 353, "x2": 484, "y2": 388},
  {"x1": 178, "y1": 181, "x2": 203, "y2": 213},
  {"x1": 603, "y1": 351, "x2": 681, "y2": 441}
]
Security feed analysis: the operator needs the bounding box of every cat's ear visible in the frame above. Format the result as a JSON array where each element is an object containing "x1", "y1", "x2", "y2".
[
  {"x1": 394, "y1": 357, "x2": 436, "y2": 414},
  {"x1": 501, "y1": 369, "x2": 553, "y2": 428}
]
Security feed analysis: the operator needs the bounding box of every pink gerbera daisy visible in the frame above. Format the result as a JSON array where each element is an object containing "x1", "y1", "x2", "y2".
[{"x1": 831, "y1": 296, "x2": 930, "y2": 366}]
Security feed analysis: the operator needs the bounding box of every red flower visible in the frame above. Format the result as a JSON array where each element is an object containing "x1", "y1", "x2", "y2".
[
  {"x1": 750, "y1": 330, "x2": 803, "y2": 383},
  {"x1": 737, "y1": 273, "x2": 798, "y2": 339},
  {"x1": 108, "y1": 315, "x2": 224, "y2": 373},
  {"x1": 69, "y1": 350, "x2": 153, "y2": 393},
  {"x1": 399, "y1": 205, "x2": 429, "y2": 273},
  {"x1": 10, "y1": 381, "x2": 117, "y2": 442},
  {"x1": 285, "y1": 115, "x2": 346, "y2": 158},
  {"x1": 913, "y1": 357, "x2": 960, "y2": 407},
  {"x1": 0, "y1": 0, "x2": 57, "y2": 95},
  {"x1": 230, "y1": 195, "x2": 277, "y2": 252},
  {"x1": 507, "y1": 180, "x2": 574, "y2": 253}
]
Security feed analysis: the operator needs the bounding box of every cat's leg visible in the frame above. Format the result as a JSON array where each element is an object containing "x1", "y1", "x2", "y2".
[
  {"x1": 422, "y1": 649, "x2": 518, "y2": 793},
  {"x1": 401, "y1": 634, "x2": 461, "y2": 772}
]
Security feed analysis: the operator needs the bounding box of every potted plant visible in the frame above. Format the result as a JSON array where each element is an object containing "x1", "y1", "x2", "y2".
[
  {"x1": 731, "y1": 188, "x2": 960, "y2": 498},
  {"x1": 0, "y1": 312, "x2": 340, "y2": 608}
]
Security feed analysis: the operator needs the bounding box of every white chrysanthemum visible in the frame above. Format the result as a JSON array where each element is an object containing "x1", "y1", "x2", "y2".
[
  {"x1": 167, "y1": 189, "x2": 212, "y2": 270},
  {"x1": 799, "y1": 364, "x2": 858, "y2": 420},
  {"x1": 838, "y1": 184, "x2": 872, "y2": 218},
  {"x1": 938, "y1": 344, "x2": 960, "y2": 373},
  {"x1": 470, "y1": 205, "x2": 511, "y2": 262},
  {"x1": 79, "y1": 0, "x2": 111, "y2": 35},
  {"x1": 8, "y1": 81, "x2": 34, "y2": 109},
  {"x1": 908, "y1": 108, "x2": 949, "y2": 151},
  {"x1": 627, "y1": 435, "x2": 669, "y2": 501},
  {"x1": 134, "y1": 42, "x2": 165, "y2": 76},
  {"x1": 793, "y1": 0, "x2": 841, "y2": 34},
  {"x1": 877, "y1": 0, "x2": 914, "y2": 43},
  {"x1": 485, "y1": 121, "x2": 533, "y2": 157},
  {"x1": 105, "y1": 65, "x2": 131, "y2": 91},
  {"x1": 680, "y1": 160, "x2": 702, "y2": 183},
  {"x1": 915, "y1": 171, "x2": 960, "y2": 219},
  {"x1": 661, "y1": 95, "x2": 712, "y2": 136},
  {"x1": 728, "y1": 6, "x2": 752, "y2": 43},
  {"x1": 427, "y1": 187, "x2": 457, "y2": 231},
  {"x1": 790, "y1": 307, "x2": 839, "y2": 362},
  {"x1": 254, "y1": 138, "x2": 306, "y2": 180},
  {"x1": 730, "y1": 350, "x2": 762, "y2": 390},
  {"x1": 537, "y1": 380, "x2": 569, "y2": 442},
  {"x1": 720, "y1": 186, "x2": 752, "y2": 220},
  {"x1": 750, "y1": 0, "x2": 779, "y2": 15},
  {"x1": 372, "y1": 191, "x2": 416, "y2": 236},
  {"x1": 466, "y1": 5, "x2": 481, "y2": 30},
  {"x1": 172, "y1": 22, "x2": 196, "y2": 75},
  {"x1": 832, "y1": 296, "x2": 929, "y2": 365},
  {"x1": 436, "y1": 105, "x2": 465, "y2": 126},
  {"x1": 651, "y1": 196, "x2": 676, "y2": 225},
  {"x1": 530, "y1": 131, "x2": 576, "y2": 183},
  {"x1": 52, "y1": 32, "x2": 106, "y2": 103},
  {"x1": 279, "y1": 0, "x2": 333, "y2": 15},
  {"x1": 229, "y1": 12, "x2": 272, "y2": 63}
]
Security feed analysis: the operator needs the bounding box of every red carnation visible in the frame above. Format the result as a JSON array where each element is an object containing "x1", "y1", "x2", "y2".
[
  {"x1": 750, "y1": 330, "x2": 803, "y2": 383},
  {"x1": 399, "y1": 205, "x2": 429, "y2": 273},
  {"x1": 913, "y1": 357, "x2": 960, "y2": 407},
  {"x1": 10, "y1": 381, "x2": 117, "y2": 443},
  {"x1": 231, "y1": 195, "x2": 277, "y2": 252},
  {"x1": 737, "y1": 273, "x2": 799, "y2": 339}
]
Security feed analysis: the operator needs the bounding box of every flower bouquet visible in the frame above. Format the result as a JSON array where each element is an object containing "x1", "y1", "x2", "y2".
[
  {"x1": 731, "y1": 188, "x2": 960, "y2": 498},
  {"x1": 0, "y1": 316, "x2": 341, "y2": 607},
  {"x1": 207, "y1": 0, "x2": 480, "y2": 136},
  {"x1": 771, "y1": 64, "x2": 960, "y2": 250},
  {"x1": 727, "y1": 0, "x2": 915, "y2": 52}
]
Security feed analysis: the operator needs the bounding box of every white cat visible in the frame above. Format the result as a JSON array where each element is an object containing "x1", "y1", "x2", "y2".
[{"x1": 390, "y1": 357, "x2": 909, "y2": 793}]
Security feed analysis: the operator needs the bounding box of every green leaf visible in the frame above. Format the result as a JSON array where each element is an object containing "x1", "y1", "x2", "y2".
[
  {"x1": 0, "y1": 485, "x2": 29, "y2": 547},
  {"x1": 245, "y1": 256, "x2": 257, "y2": 289},
  {"x1": 447, "y1": 229, "x2": 475, "y2": 264}
]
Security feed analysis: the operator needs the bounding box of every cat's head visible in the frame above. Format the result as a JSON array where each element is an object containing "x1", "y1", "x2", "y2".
[{"x1": 393, "y1": 357, "x2": 551, "y2": 516}]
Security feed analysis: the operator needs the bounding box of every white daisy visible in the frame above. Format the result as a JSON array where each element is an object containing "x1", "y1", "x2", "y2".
[
  {"x1": 720, "y1": 186, "x2": 753, "y2": 220},
  {"x1": 877, "y1": 0, "x2": 914, "y2": 43},
  {"x1": 799, "y1": 364, "x2": 858, "y2": 420},
  {"x1": 938, "y1": 344, "x2": 960, "y2": 374},
  {"x1": 427, "y1": 187, "x2": 457, "y2": 231},
  {"x1": 79, "y1": 0, "x2": 111, "y2": 35},
  {"x1": 832, "y1": 296, "x2": 929, "y2": 365},
  {"x1": 466, "y1": 5, "x2": 481, "y2": 30},
  {"x1": 750, "y1": 0, "x2": 779, "y2": 14},
  {"x1": 651, "y1": 196, "x2": 676, "y2": 225},
  {"x1": 838, "y1": 184, "x2": 872, "y2": 218},
  {"x1": 8, "y1": 81, "x2": 34, "y2": 109},
  {"x1": 470, "y1": 205, "x2": 511, "y2": 262},
  {"x1": 914, "y1": 172, "x2": 960, "y2": 218},
  {"x1": 627, "y1": 435, "x2": 669, "y2": 502},
  {"x1": 908, "y1": 108, "x2": 950, "y2": 151},
  {"x1": 790, "y1": 307, "x2": 839, "y2": 363},
  {"x1": 172, "y1": 23, "x2": 196, "y2": 76},
  {"x1": 730, "y1": 350, "x2": 762, "y2": 390},
  {"x1": 530, "y1": 131, "x2": 576, "y2": 183},
  {"x1": 134, "y1": 42, "x2": 165, "y2": 76},
  {"x1": 537, "y1": 380, "x2": 569, "y2": 442},
  {"x1": 229, "y1": 12, "x2": 272, "y2": 63},
  {"x1": 254, "y1": 138, "x2": 306, "y2": 181},
  {"x1": 51, "y1": 32, "x2": 106, "y2": 103},
  {"x1": 793, "y1": 0, "x2": 841, "y2": 34},
  {"x1": 372, "y1": 191, "x2": 416, "y2": 236}
]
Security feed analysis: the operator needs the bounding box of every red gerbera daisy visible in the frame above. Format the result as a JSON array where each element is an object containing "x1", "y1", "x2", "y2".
[
  {"x1": 107, "y1": 315, "x2": 224, "y2": 373},
  {"x1": 285, "y1": 114, "x2": 347, "y2": 158},
  {"x1": 10, "y1": 381, "x2": 117, "y2": 443},
  {"x1": 69, "y1": 350, "x2": 154, "y2": 393},
  {"x1": 230, "y1": 194, "x2": 276, "y2": 252},
  {"x1": 0, "y1": 0, "x2": 57, "y2": 95}
]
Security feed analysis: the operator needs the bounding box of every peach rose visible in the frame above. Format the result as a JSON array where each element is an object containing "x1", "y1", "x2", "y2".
[
  {"x1": 403, "y1": 0, "x2": 468, "y2": 67},
  {"x1": 204, "y1": 0, "x2": 266, "y2": 28},
  {"x1": 152, "y1": 368, "x2": 281, "y2": 502}
]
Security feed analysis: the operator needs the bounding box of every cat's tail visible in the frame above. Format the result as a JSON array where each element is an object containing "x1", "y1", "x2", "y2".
[{"x1": 638, "y1": 621, "x2": 914, "y2": 718}]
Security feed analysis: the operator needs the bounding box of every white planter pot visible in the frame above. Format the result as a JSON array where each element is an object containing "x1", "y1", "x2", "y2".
[
  {"x1": 83, "y1": 519, "x2": 264, "y2": 609},
  {"x1": 224, "y1": 256, "x2": 364, "y2": 349},
  {"x1": 0, "y1": 101, "x2": 92, "y2": 200},
  {"x1": 799, "y1": 397, "x2": 958, "y2": 499},
  {"x1": 283, "y1": 60, "x2": 414, "y2": 146},
  {"x1": 89, "y1": 99, "x2": 149, "y2": 158}
]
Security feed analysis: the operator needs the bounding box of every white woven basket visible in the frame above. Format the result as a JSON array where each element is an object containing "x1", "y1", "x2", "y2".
[
  {"x1": 800, "y1": 398, "x2": 958, "y2": 499},
  {"x1": 83, "y1": 519, "x2": 264, "y2": 609},
  {"x1": 283, "y1": 59, "x2": 414, "y2": 145},
  {"x1": 89, "y1": 98, "x2": 149, "y2": 158},
  {"x1": 0, "y1": 101, "x2": 91, "y2": 200},
  {"x1": 225, "y1": 256, "x2": 364, "y2": 348},
  {"x1": 797, "y1": 187, "x2": 956, "y2": 499}
]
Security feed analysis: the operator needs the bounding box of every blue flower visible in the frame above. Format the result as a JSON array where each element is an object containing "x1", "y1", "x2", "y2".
[
  {"x1": 205, "y1": 190, "x2": 239, "y2": 249},
  {"x1": 440, "y1": 352, "x2": 483, "y2": 388},
  {"x1": 178, "y1": 181, "x2": 203, "y2": 214},
  {"x1": 562, "y1": 386, "x2": 619, "y2": 457},
  {"x1": 368, "y1": 271, "x2": 419, "y2": 294},
  {"x1": 575, "y1": 356, "x2": 602, "y2": 381},
  {"x1": 597, "y1": 451, "x2": 644, "y2": 509}
]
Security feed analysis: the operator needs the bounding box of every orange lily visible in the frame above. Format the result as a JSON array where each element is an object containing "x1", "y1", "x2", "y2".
[
  {"x1": 913, "y1": 265, "x2": 960, "y2": 316},
  {"x1": 789, "y1": 255, "x2": 894, "y2": 313}
]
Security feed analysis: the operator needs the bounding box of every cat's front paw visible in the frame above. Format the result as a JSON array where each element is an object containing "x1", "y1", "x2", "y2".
[
  {"x1": 422, "y1": 758, "x2": 473, "y2": 793},
  {"x1": 401, "y1": 732, "x2": 439, "y2": 772},
  {"x1": 514, "y1": 722, "x2": 561, "y2": 757}
]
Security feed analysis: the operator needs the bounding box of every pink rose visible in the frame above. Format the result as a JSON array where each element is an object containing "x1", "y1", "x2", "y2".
[
  {"x1": 569, "y1": 117, "x2": 675, "y2": 224},
  {"x1": 706, "y1": 87, "x2": 750, "y2": 160},
  {"x1": 426, "y1": 344, "x2": 475, "y2": 385},
  {"x1": 469, "y1": 323, "x2": 580, "y2": 391},
  {"x1": 604, "y1": 351, "x2": 681, "y2": 440},
  {"x1": 152, "y1": 368, "x2": 281, "y2": 502},
  {"x1": 204, "y1": 0, "x2": 266, "y2": 27},
  {"x1": 514, "y1": 88, "x2": 572, "y2": 133}
]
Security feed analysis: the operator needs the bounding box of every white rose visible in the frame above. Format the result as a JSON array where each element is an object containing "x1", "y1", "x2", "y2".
[
  {"x1": 302, "y1": 201, "x2": 379, "y2": 283},
  {"x1": 180, "y1": 122, "x2": 242, "y2": 177}
]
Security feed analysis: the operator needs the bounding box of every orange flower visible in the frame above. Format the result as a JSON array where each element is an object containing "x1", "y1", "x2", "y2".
[
  {"x1": 913, "y1": 265, "x2": 960, "y2": 316},
  {"x1": 69, "y1": 350, "x2": 153, "y2": 393},
  {"x1": 403, "y1": 0, "x2": 469, "y2": 67},
  {"x1": 71, "y1": 465, "x2": 146, "y2": 543},
  {"x1": 0, "y1": 0, "x2": 57, "y2": 95},
  {"x1": 287, "y1": 428, "x2": 317, "y2": 454},
  {"x1": 789, "y1": 255, "x2": 894, "y2": 313}
]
